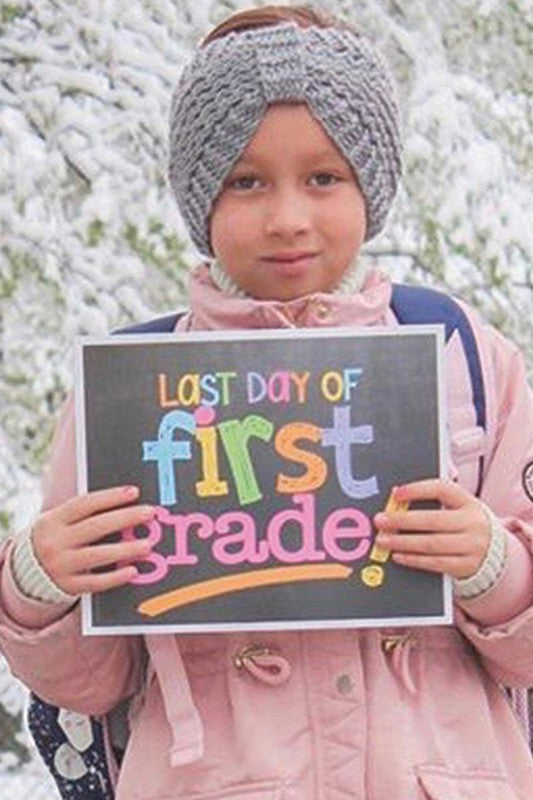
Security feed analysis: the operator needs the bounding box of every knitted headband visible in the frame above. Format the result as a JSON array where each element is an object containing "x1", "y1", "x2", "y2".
[{"x1": 168, "y1": 21, "x2": 402, "y2": 256}]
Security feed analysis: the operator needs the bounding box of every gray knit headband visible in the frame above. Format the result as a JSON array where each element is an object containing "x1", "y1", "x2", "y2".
[{"x1": 168, "y1": 21, "x2": 402, "y2": 256}]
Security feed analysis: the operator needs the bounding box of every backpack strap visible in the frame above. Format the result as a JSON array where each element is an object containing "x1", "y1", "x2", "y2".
[
  {"x1": 114, "y1": 311, "x2": 184, "y2": 335},
  {"x1": 390, "y1": 283, "x2": 486, "y2": 495},
  {"x1": 391, "y1": 284, "x2": 486, "y2": 432}
]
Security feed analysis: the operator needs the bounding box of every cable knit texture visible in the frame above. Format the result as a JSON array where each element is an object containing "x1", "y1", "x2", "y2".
[
  {"x1": 454, "y1": 505, "x2": 508, "y2": 599},
  {"x1": 168, "y1": 22, "x2": 402, "y2": 255},
  {"x1": 12, "y1": 527, "x2": 78, "y2": 604}
]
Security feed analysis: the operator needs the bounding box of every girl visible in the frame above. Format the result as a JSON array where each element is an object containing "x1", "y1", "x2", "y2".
[{"x1": 2, "y1": 6, "x2": 533, "y2": 799}]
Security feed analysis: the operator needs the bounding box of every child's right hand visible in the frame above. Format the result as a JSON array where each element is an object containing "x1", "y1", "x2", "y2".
[{"x1": 31, "y1": 485, "x2": 154, "y2": 595}]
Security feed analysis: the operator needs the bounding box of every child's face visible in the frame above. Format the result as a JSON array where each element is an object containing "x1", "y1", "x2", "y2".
[{"x1": 210, "y1": 104, "x2": 367, "y2": 301}]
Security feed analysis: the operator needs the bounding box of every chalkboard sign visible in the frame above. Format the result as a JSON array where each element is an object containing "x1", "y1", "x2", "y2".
[{"x1": 76, "y1": 325, "x2": 450, "y2": 634}]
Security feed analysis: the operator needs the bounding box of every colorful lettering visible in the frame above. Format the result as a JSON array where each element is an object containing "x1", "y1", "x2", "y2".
[
  {"x1": 217, "y1": 372, "x2": 238, "y2": 406},
  {"x1": 266, "y1": 492, "x2": 326, "y2": 564},
  {"x1": 123, "y1": 496, "x2": 373, "y2": 587},
  {"x1": 275, "y1": 422, "x2": 327, "y2": 493},
  {"x1": 142, "y1": 410, "x2": 195, "y2": 505},
  {"x1": 157, "y1": 372, "x2": 235, "y2": 409},
  {"x1": 218, "y1": 415, "x2": 274, "y2": 505},
  {"x1": 200, "y1": 373, "x2": 220, "y2": 406},
  {"x1": 321, "y1": 371, "x2": 344, "y2": 403},
  {"x1": 195, "y1": 423, "x2": 229, "y2": 498},
  {"x1": 320, "y1": 368, "x2": 363, "y2": 403},
  {"x1": 213, "y1": 512, "x2": 270, "y2": 565},
  {"x1": 322, "y1": 508, "x2": 371, "y2": 561},
  {"x1": 246, "y1": 370, "x2": 311, "y2": 404},
  {"x1": 322, "y1": 405, "x2": 378, "y2": 499}
]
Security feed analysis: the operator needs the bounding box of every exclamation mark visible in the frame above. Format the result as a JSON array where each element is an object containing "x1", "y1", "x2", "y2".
[{"x1": 361, "y1": 489, "x2": 409, "y2": 588}]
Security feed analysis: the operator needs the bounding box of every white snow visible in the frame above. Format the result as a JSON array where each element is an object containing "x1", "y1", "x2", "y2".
[{"x1": 1, "y1": 0, "x2": 531, "y2": 794}]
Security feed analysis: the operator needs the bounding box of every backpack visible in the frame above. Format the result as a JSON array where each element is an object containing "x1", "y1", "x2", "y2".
[{"x1": 26, "y1": 284, "x2": 530, "y2": 799}]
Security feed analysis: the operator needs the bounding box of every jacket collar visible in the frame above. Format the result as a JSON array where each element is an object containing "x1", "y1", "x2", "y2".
[{"x1": 186, "y1": 263, "x2": 393, "y2": 331}]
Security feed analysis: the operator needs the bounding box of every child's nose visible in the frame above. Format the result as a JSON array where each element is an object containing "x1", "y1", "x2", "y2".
[{"x1": 264, "y1": 188, "x2": 311, "y2": 238}]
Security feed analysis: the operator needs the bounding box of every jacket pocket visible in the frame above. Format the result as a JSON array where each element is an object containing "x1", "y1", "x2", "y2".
[
  {"x1": 449, "y1": 425, "x2": 486, "y2": 494},
  {"x1": 450, "y1": 425, "x2": 486, "y2": 463},
  {"x1": 416, "y1": 765, "x2": 519, "y2": 800}
]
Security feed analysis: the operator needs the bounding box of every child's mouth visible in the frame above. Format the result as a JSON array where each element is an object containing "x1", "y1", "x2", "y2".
[{"x1": 262, "y1": 251, "x2": 319, "y2": 277}]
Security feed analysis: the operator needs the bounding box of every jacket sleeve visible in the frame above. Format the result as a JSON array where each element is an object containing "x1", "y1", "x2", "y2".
[
  {"x1": 0, "y1": 395, "x2": 145, "y2": 714},
  {"x1": 455, "y1": 316, "x2": 533, "y2": 688}
]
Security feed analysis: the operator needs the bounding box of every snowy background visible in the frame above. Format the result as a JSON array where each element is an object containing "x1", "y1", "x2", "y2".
[{"x1": 1, "y1": 0, "x2": 531, "y2": 796}]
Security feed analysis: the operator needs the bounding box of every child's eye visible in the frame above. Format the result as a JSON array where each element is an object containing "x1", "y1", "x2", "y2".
[
  {"x1": 309, "y1": 172, "x2": 340, "y2": 187},
  {"x1": 225, "y1": 174, "x2": 263, "y2": 191}
]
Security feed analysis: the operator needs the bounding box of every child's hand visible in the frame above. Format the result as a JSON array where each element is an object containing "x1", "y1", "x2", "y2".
[
  {"x1": 374, "y1": 480, "x2": 491, "y2": 579},
  {"x1": 31, "y1": 486, "x2": 154, "y2": 595}
]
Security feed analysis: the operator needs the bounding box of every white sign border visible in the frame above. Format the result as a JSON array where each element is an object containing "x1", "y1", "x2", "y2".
[{"x1": 75, "y1": 324, "x2": 451, "y2": 636}]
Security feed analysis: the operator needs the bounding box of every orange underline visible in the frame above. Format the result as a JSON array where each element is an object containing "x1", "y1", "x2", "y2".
[{"x1": 138, "y1": 564, "x2": 353, "y2": 617}]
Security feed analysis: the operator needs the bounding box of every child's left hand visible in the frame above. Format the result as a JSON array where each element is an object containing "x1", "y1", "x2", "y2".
[{"x1": 374, "y1": 479, "x2": 491, "y2": 579}]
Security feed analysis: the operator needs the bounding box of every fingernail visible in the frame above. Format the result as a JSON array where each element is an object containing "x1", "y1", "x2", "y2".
[
  {"x1": 136, "y1": 537, "x2": 152, "y2": 550},
  {"x1": 138, "y1": 505, "x2": 155, "y2": 518},
  {"x1": 124, "y1": 485, "x2": 140, "y2": 498},
  {"x1": 392, "y1": 553, "x2": 407, "y2": 565},
  {"x1": 374, "y1": 513, "x2": 388, "y2": 525}
]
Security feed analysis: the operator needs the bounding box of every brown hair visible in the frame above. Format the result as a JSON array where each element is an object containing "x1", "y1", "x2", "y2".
[{"x1": 202, "y1": 4, "x2": 349, "y2": 46}]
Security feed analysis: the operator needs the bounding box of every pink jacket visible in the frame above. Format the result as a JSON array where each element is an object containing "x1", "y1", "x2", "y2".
[{"x1": 2, "y1": 267, "x2": 533, "y2": 800}]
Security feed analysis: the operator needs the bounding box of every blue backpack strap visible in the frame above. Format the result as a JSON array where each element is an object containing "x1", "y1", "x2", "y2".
[
  {"x1": 114, "y1": 311, "x2": 183, "y2": 335},
  {"x1": 391, "y1": 284, "x2": 486, "y2": 432},
  {"x1": 27, "y1": 311, "x2": 186, "y2": 800},
  {"x1": 390, "y1": 284, "x2": 486, "y2": 495}
]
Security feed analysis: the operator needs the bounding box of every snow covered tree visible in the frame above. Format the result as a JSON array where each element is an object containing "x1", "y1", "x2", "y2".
[
  {"x1": 0, "y1": 0, "x2": 531, "y2": 787},
  {"x1": 0, "y1": 660, "x2": 30, "y2": 770},
  {"x1": 329, "y1": 0, "x2": 532, "y2": 355}
]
